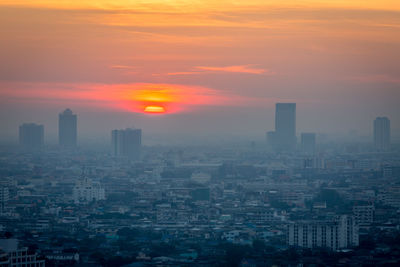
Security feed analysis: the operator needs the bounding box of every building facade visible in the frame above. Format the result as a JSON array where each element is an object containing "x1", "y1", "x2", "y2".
[
  {"x1": 19, "y1": 123, "x2": 44, "y2": 151},
  {"x1": 59, "y1": 108, "x2": 77, "y2": 148},
  {"x1": 353, "y1": 204, "x2": 374, "y2": 225},
  {"x1": 73, "y1": 177, "x2": 105, "y2": 203},
  {"x1": 287, "y1": 215, "x2": 359, "y2": 250},
  {"x1": 0, "y1": 186, "x2": 9, "y2": 213},
  {"x1": 271, "y1": 103, "x2": 296, "y2": 151},
  {"x1": 0, "y1": 239, "x2": 45, "y2": 267},
  {"x1": 374, "y1": 117, "x2": 390, "y2": 151},
  {"x1": 111, "y1": 128, "x2": 142, "y2": 159}
]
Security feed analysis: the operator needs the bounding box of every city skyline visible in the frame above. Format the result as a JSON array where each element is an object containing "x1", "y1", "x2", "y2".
[
  {"x1": 0, "y1": 2, "x2": 399, "y2": 265},
  {"x1": 0, "y1": 1, "x2": 399, "y2": 142},
  {"x1": 11, "y1": 106, "x2": 394, "y2": 149}
]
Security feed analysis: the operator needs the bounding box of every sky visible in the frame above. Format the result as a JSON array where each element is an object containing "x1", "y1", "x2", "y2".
[{"x1": 0, "y1": 0, "x2": 399, "y2": 144}]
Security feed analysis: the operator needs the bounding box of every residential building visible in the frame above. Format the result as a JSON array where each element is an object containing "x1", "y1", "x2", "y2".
[
  {"x1": 287, "y1": 215, "x2": 359, "y2": 250},
  {"x1": 73, "y1": 177, "x2": 105, "y2": 203}
]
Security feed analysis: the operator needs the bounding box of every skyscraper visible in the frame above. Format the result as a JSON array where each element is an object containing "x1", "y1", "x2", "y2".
[
  {"x1": 59, "y1": 108, "x2": 77, "y2": 148},
  {"x1": 374, "y1": 117, "x2": 390, "y2": 151},
  {"x1": 274, "y1": 103, "x2": 296, "y2": 150},
  {"x1": 19, "y1": 123, "x2": 44, "y2": 150},
  {"x1": 112, "y1": 128, "x2": 142, "y2": 159},
  {"x1": 301, "y1": 132, "x2": 316, "y2": 154}
]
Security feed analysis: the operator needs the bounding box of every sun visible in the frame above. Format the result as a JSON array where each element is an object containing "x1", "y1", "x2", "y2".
[{"x1": 144, "y1": 105, "x2": 166, "y2": 113}]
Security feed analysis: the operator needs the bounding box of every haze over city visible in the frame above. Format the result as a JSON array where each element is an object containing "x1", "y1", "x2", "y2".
[{"x1": 0, "y1": 1, "x2": 400, "y2": 267}]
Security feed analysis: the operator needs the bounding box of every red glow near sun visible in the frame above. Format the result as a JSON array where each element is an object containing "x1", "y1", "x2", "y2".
[{"x1": 0, "y1": 82, "x2": 259, "y2": 115}]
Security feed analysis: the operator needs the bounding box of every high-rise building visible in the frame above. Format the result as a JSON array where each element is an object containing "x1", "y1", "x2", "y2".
[
  {"x1": 374, "y1": 117, "x2": 390, "y2": 151},
  {"x1": 353, "y1": 204, "x2": 374, "y2": 225},
  {"x1": 274, "y1": 103, "x2": 296, "y2": 151},
  {"x1": 0, "y1": 186, "x2": 9, "y2": 213},
  {"x1": 0, "y1": 239, "x2": 45, "y2": 266},
  {"x1": 111, "y1": 128, "x2": 142, "y2": 159},
  {"x1": 301, "y1": 132, "x2": 316, "y2": 154},
  {"x1": 59, "y1": 108, "x2": 77, "y2": 148},
  {"x1": 287, "y1": 215, "x2": 359, "y2": 250},
  {"x1": 19, "y1": 123, "x2": 44, "y2": 150}
]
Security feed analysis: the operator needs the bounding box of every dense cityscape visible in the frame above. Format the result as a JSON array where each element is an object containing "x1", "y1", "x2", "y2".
[{"x1": 0, "y1": 104, "x2": 399, "y2": 266}]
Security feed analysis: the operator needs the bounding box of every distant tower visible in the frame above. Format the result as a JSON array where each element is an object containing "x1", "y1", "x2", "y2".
[
  {"x1": 301, "y1": 133, "x2": 316, "y2": 154},
  {"x1": 266, "y1": 131, "x2": 277, "y2": 150},
  {"x1": 374, "y1": 117, "x2": 390, "y2": 151},
  {"x1": 275, "y1": 103, "x2": 296, "y2": 151},
  {"x1": 19, "y1": 123, "x2": 44, "y2": 150},
  {"x1": 59, "y1": 108, "x2": 77, "y2": 148},
  {"x1": 111, "y1": 128, "x2": 142, "y2": 160}
]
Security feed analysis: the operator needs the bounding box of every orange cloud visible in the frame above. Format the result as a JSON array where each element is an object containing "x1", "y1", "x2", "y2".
[
  {"x1": 165, "y1": 71, "x2": 203, "y2": 76},
  {"x1": 195, "y1": 65, "x2": 273, "y2": 75},
  {"x1": 162, "y1": 65, "x2": 274, "y2": 76},
  {"x1": 109, "y1": 65, "x2": 136, "y2": 70}
]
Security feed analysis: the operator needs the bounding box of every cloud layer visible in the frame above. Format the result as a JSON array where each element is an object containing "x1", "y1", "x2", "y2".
[{"x1": 0, "y1": 82, "x2": 282, "y2": 114}]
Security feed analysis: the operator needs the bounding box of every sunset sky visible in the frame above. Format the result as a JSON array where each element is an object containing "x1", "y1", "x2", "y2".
[{"x1": 0, "y1": 0, "x2": 399, "y2": 144}]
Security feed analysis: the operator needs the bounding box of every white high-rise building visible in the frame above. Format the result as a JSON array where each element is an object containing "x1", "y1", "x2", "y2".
[
  {"x1": 73, "y1": 178, "x2": 105, "y2": 203},
  {"x1": 287, "y1": 215, "x2": 359, "y2": 250}
]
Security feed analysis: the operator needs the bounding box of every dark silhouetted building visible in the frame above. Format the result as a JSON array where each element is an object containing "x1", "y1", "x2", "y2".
[
  {"x1": 301, "y1": 132, "x2": 316, "y2": 154},
  {"x1": 112, "y1": 128, "x2": 142, "y2": 159},
  {"x1": 59, "y1": 108, "x2": 77, "y2": 148},
  {"x1": 19, "y1": 123, "x2": 44, "y2": 150},
  {"x1": 272, "y1": 103, "x2": 296, "y2": 151},
  {"x1": 374, "y1": 117, "x2": 390, "y2": 151}
]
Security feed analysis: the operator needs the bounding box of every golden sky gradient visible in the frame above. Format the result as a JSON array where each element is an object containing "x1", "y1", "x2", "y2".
[
  {"x1": 2, "y1": 0, "x2": 400, "y2": 10},
  {"x1": 0, "y1": 0, "x2": 399, "y2": 137}
]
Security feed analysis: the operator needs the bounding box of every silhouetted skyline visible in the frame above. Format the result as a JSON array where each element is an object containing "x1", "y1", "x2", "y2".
[{"x1": 0, "y1": 1, "x2": 399, "y2": 144}]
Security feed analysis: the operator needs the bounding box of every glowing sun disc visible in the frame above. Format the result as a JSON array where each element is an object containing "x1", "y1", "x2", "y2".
[{"x1": 144, "y1": 105, "x2": 166, "y2": 113}]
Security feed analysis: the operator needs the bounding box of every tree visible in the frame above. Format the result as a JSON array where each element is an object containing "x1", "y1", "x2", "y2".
[
  {"x1": 314, "y1": 189, "x2": 344, "y2": 208},
  {"x1": 220, "y1": 243, "x2": 251, "y2": 267},
  {"x1": 252, "y1": 239, "x2": 266, "y2": 252}
]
